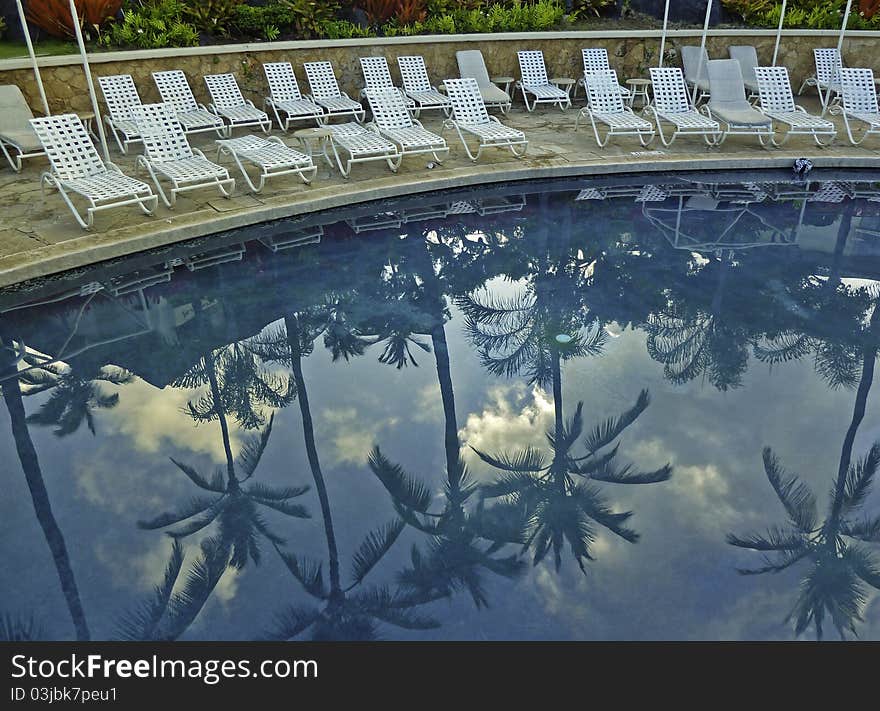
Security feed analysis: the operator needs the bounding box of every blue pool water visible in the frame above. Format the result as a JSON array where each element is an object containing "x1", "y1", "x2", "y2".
[{"x1": 2, "y1": 171, "x2": 880, "y2": 641}]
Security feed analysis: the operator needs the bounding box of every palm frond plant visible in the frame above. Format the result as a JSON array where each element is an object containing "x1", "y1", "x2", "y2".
[
  {"x1": 18, "y1": 359, "x2": 133, "y2": 437},
  {"x1": 459, "y1": 196, "x2": 672, "y2": 572},
  {"x1": 115, "y1": 538, "x2": 230, "y2": 640},
  {"x1": 137, "y1": 413, "x2": 310, "y2": 569}
]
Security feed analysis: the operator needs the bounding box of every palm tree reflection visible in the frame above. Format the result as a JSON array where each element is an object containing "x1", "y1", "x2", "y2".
[{"x1": 728, "y1": 302, "x2": 880, "y2": 639}]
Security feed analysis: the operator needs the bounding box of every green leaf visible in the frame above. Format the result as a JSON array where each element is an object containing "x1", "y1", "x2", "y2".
[{"x1": 583, "y1": 389, "x2": 650, "y2": 454}]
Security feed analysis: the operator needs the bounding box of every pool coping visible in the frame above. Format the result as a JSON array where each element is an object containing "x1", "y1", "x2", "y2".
[{"x1": 3, "y1": 152, "x2": 880, "y2": 290}]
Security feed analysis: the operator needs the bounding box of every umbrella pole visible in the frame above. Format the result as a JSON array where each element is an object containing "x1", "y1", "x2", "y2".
[
  {"x1": 772, "y1": 0, "x2": 788, "y2": 67},
  {"x1": 691, "y1": 0, "x2": 713, "y2": 106},
  {"x1": 658, "y1": 0, "x2": 670, "y2": 68},
  {"x1": 15, "y1": 0, "x2": 49, "y2": 115},
  {"x1": 837, "y1": 0, "x2": 853, "y2": 54},
  {"x1": 68, "y1": 0, "x2": 111, "y2": 162}
]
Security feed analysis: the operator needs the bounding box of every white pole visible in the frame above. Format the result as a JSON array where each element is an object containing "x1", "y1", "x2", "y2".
[
  {"x1": 67, "y1": 0, "x2": 111, "y2": 162},
  {"x1": 772, "y1": 0, "x2": 788, "y2": 67},
  {"x1": 15, "y1": 0, "x2": 49, "y2": 115},
  {"x1": 691, "y1": 0, "x2": 713, "y2": 105},
  {"x1": 658, "y1": 0, "x2": 671, "y2": 68},
  {"x1": 837, "y1": 0, "x2": 853, "y2": 54}
]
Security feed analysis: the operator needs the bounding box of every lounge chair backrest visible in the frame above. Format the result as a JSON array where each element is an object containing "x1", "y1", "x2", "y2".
[
  {"x1": 98, "y1": 74, "x2": 142, "y2": 122},
  {"x1": 204, "y1": 74, "x2": 247, "y2": 109},
  {"x1": 681, "y1": 46, "x2": 710, "y2": 84},
  {"x1": 585, "y1": 70, "x2": 625, "y2": 114},
  {"x1": 581, "y1": 48, "x2": 611, "y2": 76},
  {"x1": 304, "y1": 61, "x2": 343, "y2": 99},
  {"x1": 456, "y1": 50, "x2": 492, "y2": 89},
  {"x1": 29, "y1": 114, "x2": 104, "y2": 181},
  {"x1": 814, "y1": 48, "x2": 842, "y2": 86},
  {"x1": 754, "y1": 66, "x2": 796, "y2": 112},
  {"x1": 398, "y1": 56, "x2": 432, "y2": 93},
  {"x1": 264, "y1": 62, "x2": 303, "y2": 102},
  {"x1": 360, "y1": 56, "x2": 395, "y2": 90},
  {"x1": 649, "y1": 67, "x2": 691, "y2": 113},
  {"x1": 707, "y1": 59, "x2": 749, "y2": 108},
  {"x1": 444, "y1": 77, "x2": 490, "y2": 126},
  {"x1": 728, "y1": 46, "x2": 759, "y2": 85},
  {"x1": 130, "y1": 102, "x2": 194, "y2": 163},
  {"x1": 0, "y1": 85, "x2": 36, "y2": 127},
  {"x1": 518, "y1": 50, "x2": 550, "y2": 87},
  {"x1": 365, "y1": 88, "x2": 413, "y2": 130},
  {"x1": 840, "y1": 68, "x2": 879, "y2": 114},
  {"x1": 153, "y1": 70, "x2": 199, "y2": 113}
]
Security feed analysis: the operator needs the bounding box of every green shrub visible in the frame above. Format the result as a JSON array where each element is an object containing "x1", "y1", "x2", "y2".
[
  {"x1": 722, "y1": 0, "x2": 880, "y2": 29},
  {"x1": 322, "y1": 19, "x2": 376, "y2": 39},
  {"x1": 101, "y1": 0, "x2": 199, "y2": 49},
  {"x1": 181, "y1": 0, "x2": 243, "y2": 37},
  {"x1": 278, "y1": 0, "x2": 340, "y2": 39}
]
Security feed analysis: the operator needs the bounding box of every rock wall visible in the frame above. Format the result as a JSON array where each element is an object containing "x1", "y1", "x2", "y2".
[{"x1": 1, "y1": 33, "x2": 876, "y2": 115}]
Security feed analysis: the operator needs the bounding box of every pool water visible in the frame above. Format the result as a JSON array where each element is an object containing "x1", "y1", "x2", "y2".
[{"x1": 3, "y1": 172, "x2": 880, "y2": 641}]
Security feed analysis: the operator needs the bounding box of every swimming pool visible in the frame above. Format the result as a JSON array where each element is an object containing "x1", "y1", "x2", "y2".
[{"x1": 2, "y1": 171, "x2": 880, "y2": 641}]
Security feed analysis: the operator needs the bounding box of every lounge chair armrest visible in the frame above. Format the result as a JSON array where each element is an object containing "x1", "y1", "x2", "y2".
[
  {"x1": 794, "y1": 105, "x2": 808, "y2": 113},
  {"x1": 246, "y1": 100, "x2": 257, "y2": 109},
  {"x1": 412, "y1": 118, "x2": 425, "y2": 128},
  {"x1": 106, "y1": 161, "x2": 124, "y2": 173},
  {"x1": 192, "y1": 147, "x2": 208, "y2": 160},
  {"x1": 488, "y1": 115, "x2": 504, "y2": 125},
  {"x1": 341, "y1": 92, "x2": 354, "y2": 100},
  {"x1": 266, "y1": 136, "x2": 285, "y2": 146},
  {"x1": 198, "y1": 103, "x2": 209, "y2": 112}
]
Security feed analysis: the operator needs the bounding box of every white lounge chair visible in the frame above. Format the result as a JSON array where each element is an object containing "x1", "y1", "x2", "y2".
[
  {"x1": 574, "y1": 48, "x2": 631, "y2": 102},
  {"x1": 152, "y1": 70, "x2": 225, "y2": 136},
  {"x1": 29, "y1": 113, "x2": 157, "y2": 229},
  {"x1": 647, "y1": 67, "x2": 722, "y2": 146},
  {"x1": 364, "y1": 88, "x2": 448, "y2": 165},
  {"x1": 216, "y1": 135, "x2": 316, "y2": 192},
  {"x1": 398, "y1": 56, "x2": 452, "y2": 118},
  {"x1": 576, "y1": 70, "x2": 654, "y2": 147},
  {"x1": 203, "y1": 74, "x2": 271, "y2": 137},
  {"x1": 455, "y1": 50, "x2": 512, "y2": 114},
  {"x1": 833, "y1": 68, "x2": 880, "y2": 146},
  {"x1": 681, "y1": 46, "x2": 711, "y2": 102},
  {"x1": 704, "y1": 59, "x2": 773, "y2": 147},
  {"x1": 0, "y1": 85, "x2": 45, "y2": 172},
  {"x1": 97, "y1": 74, "x2": 143, "y2": 153},
  {"x1": 304, "y1": 61, "x2": 366, "y2": 123},
  {"x1": 132, "y1": 102, "x2": 234, "y2": 207},
  {"x1": 516, "y1": 50, "x2": 571, "y2": 112},
  {"x1": 728, "y1": 46, "x2": 760, "y2": 101},
  {"x1": 754, "y1": 66, "x2": 836, "y2": 147},
  {"x1": 262, "y1": 62, "x2": 325, "y2": 131},
  {"x1": 799, "y1": 48, "x2": 843, "y2": 114},
  {"x1": 359, "y1": 56, "x2": 414, "y2": 112},
  {"x1": 442, "y1": 78, "x2": 527, "y2": 161},
  {"x1": 326, "y1": 122, "x2": 401, "y2": 177}
]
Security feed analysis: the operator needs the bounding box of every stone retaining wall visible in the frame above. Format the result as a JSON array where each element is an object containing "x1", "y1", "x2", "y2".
[{"x1": 1, "y1": 32, "x2": 878, "y2": 115}]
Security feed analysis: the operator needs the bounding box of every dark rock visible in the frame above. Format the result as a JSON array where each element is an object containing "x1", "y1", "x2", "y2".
[{"x1": 627, "y1": 0, "x2": 722, "y2": 24}]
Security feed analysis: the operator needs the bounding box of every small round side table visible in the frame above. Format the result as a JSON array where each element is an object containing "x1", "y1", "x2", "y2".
[
  {"x1": 550, "y1": 77, "x2": 576, "y2": 99},
  {"x1": 293, "y1": 126, "x2": 333, "y2": 167},
  {"x1": 491, "y1": 76, "x2": 515, "y2": 95},
  {"x1": 625, "y1": 78, "x2": 652, "y2": 109}
]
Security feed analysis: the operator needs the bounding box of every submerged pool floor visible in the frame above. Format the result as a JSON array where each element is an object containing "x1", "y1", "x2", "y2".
[{"x1": 2, "y1": 177, "x2": 880, "y2": 641}]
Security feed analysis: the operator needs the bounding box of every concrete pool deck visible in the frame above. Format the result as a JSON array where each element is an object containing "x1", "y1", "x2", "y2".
[{"x1": 1, "y1": 95, "x2": 879, "y2": 289}]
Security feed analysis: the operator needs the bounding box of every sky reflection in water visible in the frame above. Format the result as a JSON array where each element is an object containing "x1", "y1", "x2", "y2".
[{"x1": 3, "y1": 173, "x2": 880, "y2": 641}]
